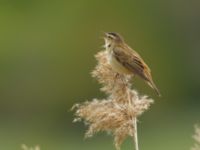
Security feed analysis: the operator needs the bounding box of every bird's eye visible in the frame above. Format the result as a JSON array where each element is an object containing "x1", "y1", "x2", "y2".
[
  {"x1": 108, "y1": 44, "x2": 111, "y2": 47},
  {"x1": 108, "y1": 36, "x2": 112, "y2": 39}
]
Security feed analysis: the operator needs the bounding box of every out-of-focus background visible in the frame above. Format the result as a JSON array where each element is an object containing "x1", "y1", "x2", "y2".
[{"x1": 0, "y1": 0, "x2": 200, "y2": 150}]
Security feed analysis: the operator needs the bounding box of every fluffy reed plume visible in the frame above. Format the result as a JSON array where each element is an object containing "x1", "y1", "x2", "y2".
[
  {"x1": 191, "y1": 125, "x2": 200, "y2": 150},
  {"x1": 72, "y1": 50, "x2": 154, "y2": 150},
  {"x1": 21, "y1": 144, "x2": 40, "y2": 150}
]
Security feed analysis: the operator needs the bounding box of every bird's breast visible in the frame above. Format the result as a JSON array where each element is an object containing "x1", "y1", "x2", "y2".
[{"x1": 108, "y1": 53, "x2": 132, "y2": 74}]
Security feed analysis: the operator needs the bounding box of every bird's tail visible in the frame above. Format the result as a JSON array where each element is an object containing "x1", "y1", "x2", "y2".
[{"x1": 147, "y1": 79, "x2": 161, "y2": 97}]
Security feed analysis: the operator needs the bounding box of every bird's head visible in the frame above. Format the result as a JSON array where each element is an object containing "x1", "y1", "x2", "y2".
[{"x1": 104, "y1": 32, "x2": 124, "y2": 49}]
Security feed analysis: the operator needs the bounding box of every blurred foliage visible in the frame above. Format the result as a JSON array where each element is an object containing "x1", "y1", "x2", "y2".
[{"x1": 0, "y1": 0, "x2": 199, "y2": 149}]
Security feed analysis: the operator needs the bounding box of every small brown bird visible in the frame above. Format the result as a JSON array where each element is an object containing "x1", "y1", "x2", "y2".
[{"x1": 104, "y1": 32, "x2": 161, "y2": 96}]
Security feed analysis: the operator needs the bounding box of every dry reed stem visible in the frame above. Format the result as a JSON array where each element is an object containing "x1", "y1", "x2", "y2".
[{"x1": 72, "y1": 50, "x2": 154, "y2": 150}]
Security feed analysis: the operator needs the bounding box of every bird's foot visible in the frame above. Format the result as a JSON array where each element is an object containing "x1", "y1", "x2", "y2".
[{"x1": 114, "y1": 73, "x2": 128, "y2": 87}]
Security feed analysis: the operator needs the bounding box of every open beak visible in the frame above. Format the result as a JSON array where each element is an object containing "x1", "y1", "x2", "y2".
[
  {"x1": 99, "y1": 32, "x2": 106, "y2": 40},
  {"x1": 104, "y1": 32, "x2": 109, "y2": 37},
  {"x1": 99, "y1": 32, "x2": 108, "y2": 48}
]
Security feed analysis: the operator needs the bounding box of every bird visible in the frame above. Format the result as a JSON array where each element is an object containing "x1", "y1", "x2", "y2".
[{"x1": 103, "y1": 32, "x2": 161, "y2": 96}]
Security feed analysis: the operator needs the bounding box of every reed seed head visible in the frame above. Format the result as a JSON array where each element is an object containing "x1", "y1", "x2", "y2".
[{"x1": 72, "y1": 50, "x2": 154, "y2": 150}]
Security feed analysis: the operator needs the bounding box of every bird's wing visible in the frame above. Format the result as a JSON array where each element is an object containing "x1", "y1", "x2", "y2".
[
  {"x1": 113, "y1": 46, "x2": 151, "y2": 80},
  {"x1": 113, "y1": 46, "x2": 161, "y2": 96}
]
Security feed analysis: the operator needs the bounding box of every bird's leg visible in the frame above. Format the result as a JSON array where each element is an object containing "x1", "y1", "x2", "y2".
[
  {"x1": 115, "y1": 73, "x2": 124, "y2": 83},
  {"x1": 114, "y1": 73, "x2": 128, "y2": 87},
  {"x1": 119, "y1": 75, "x2": 128, "y2": 87},
  {"x1": 114, "y1": 73, "x2": 120, "y2": 80},
  {"x1": 121, "y1": 76, "x2": 128, "y2": 87}
]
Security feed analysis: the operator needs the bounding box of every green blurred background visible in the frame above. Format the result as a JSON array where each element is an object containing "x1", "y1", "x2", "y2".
[{"x1": 0, "y1": 0, "x2": 200, "y2": 149}]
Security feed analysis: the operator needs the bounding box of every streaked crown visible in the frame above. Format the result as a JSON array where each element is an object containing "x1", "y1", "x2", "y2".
[{"x1": 105, "y1": 32, "x2": 124, "y2": 42}]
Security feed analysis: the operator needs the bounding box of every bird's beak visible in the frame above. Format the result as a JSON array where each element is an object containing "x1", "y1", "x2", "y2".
[
  {"x1": 101, "y1": 31, "x2": 109, "y2": 37},
  {"x1": 99, "y1": 32, "x2": 107, "y2": 48},
  {"x1": 104, "y1": 32, "x2": 109, "y2": 37},
  {"x1": 99, "y1": 31, "x2": 107, "y2": 40}
]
